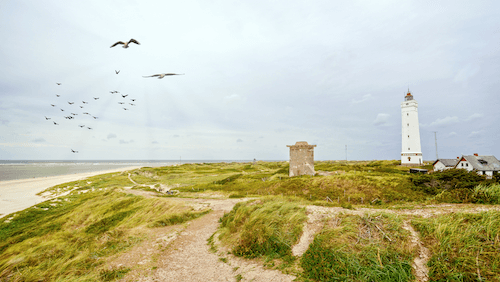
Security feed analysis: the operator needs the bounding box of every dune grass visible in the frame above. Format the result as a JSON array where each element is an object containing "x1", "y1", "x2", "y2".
[
  {"x1": 300, "y1": 212, "x2": 415, "y2": 282},
  {"x1": 412, "y1": 211, "x2": 500, "y2": 281},
  {"x1": 217, "y1": 197, "x2": 307, "y2": 264},
  {"x1": 0, "y1": 188, "x2": 210, "y2": 281}
]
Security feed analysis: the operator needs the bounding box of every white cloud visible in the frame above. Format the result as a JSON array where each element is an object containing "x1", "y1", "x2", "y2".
[
  {"x1": 465, "y1": 113, "x2": 484, "y2": 121},
  {"x1": 107, "y1": 133, "x2": 117, "y2": 139},
  {"x1": 236, "y1": 138, "x2": 243, "y2": 142},
  {"x1": 373, "y1": 113, "x2": 390, "y2": 126},
  {"x1": 32, "y1": 138, "x2": 46, "y2": 143},
  {"x1": 468, "y1": 130, "x2": 483, "y2": 138},
  {"x1": 352, "y1": 94, "x2": 373, "y2": 104},
  {"x1": 429, "y1": 116, "x2": 459, "y2": 127},
  {"x1": 119, "y1": 139, "x2": 134, "y2": 144},
  {"x1": 449, "y1": 132, "x2": 457, "y2": 136}
]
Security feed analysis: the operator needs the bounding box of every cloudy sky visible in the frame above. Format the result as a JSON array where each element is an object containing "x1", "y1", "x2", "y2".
[{"x1": 1, "y1": 0, "x2": 499, "y2": 161}]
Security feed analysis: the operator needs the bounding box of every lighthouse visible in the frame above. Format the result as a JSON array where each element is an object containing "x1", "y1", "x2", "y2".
[{"x1": 401, "y1": 90, "x2": 423, "y2": 165}]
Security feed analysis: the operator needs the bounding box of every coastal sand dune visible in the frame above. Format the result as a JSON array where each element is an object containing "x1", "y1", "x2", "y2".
[{"x1": 0, "y1": 166, "x2": 141, "y2": 219}]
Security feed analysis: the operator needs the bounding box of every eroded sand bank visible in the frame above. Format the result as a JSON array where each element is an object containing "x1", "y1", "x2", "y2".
[{"x1": 0, "y1": 166, "x2": 141, "y2": 218}]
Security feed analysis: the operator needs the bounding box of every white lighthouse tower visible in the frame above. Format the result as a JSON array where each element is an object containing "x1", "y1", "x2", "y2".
[{"x1": 401, "y1": 90, "x2": 423, "y2": 165}]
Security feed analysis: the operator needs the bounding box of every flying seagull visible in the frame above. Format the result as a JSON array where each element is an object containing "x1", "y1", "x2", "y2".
[
  {"x1": 92, "y1": 116, "x2": 98, "y2": 119},
  {"x1": 68, "y1": 102, "x2": 74, "y2": 105},
  {"x1": 53, "y1": 121, "x2": 58, "y2": 125},
  {"x1": 142, "y1": 73, "x2": 185, "y2": 79},
  {"x1": 44, "y1": 116, "x2": 51, "y2": 120},
  {"x1": 80, "y1": 106, "x2": 84, "y2": 108},
  {"x1": 60, "y1": 109, "x2": 64, "y2": 111},
  {"x1": 118, "y1": 102, "x2": 124, "y2": 104},
  {"x1": 87, "y1": 127, "x2": 92, "y2": 130},
  {"x1": 93, "y1": 97, "x2": 99, "y2": 100},
  {"x1": 82, "y1": 101, "x2": 88, "y2": 104},
  {"x1": 129, "y1": 103, "x2": 136, "y2": 106},
  {"x1": 79, "y1": 125, "x2": 85, "y2": 128},
  {"x1": 56, "y1": 83, "x2": 61, "y2": 85},
  {"x1": 123, "y1": 108, "x2": 128, "y2": 110},
  {"x1": 110, "y1": 39, "x2": 140, "y2": 48},
  {"x1": 56, "y1": 95, "x2": 60, "y2": 97},
  {"x1": 121, "y1": 94, "x2": 128, "y2": 98},
  {"x1": 71, "y1": 113, "x2": 77, "y2": 116},
  {"x1": 115, "y1": 70, "x2": 120, "y2": 74},
  {"x1": 130, "y1": 99, "x2": 136, "y2": 102},
  {"x1": 71, "y1": 149, "x2": 78, "y2": 153},
  {"x1": 51, "y1": 104, "x2": 56, "y2": 107},
  {"x1": 110, "y1": 91, "x2": 119, "y2": 94}
]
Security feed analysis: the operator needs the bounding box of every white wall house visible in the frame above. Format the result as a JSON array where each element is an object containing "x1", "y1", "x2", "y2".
[
  {"x1": 454, "y1": 154, "x2": 500, "y2": 178},
  {"x1": 433, "y1": 159, "x2": 458, "y2": 171},
  {"x1": 401, "y1": 91, "x2": 423, "y2": 165}
]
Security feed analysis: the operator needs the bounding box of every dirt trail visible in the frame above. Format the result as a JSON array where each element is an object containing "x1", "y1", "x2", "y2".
[
  {"x1": 115, "y1": 198, "x2": 500, "y2": 282},
  {"x1": 120, "y1": 198, "x2": 294, "y2": 282}
]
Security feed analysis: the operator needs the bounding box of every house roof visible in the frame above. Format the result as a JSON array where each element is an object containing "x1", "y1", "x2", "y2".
[
  {"x1": 433, "y1": 159, "x2": 458, "y2": 167},
  {"x1": 456, "y1": 155, "x2": 500, "y2": 171}
]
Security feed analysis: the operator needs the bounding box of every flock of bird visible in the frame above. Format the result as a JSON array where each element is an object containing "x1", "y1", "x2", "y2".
[{"x1": 46, "y1": 39, "x2": 184, "y2": 154}]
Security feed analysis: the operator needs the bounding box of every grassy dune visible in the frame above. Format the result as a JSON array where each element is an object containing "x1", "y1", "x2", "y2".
[
  {"x1": 0, "y1": 187, "x2": 209, "y2": 281},
  {"x1": 2, "y1": 161, "x2": 499, "y2": 281}
]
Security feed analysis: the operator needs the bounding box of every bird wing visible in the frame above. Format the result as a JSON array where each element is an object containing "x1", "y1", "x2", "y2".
[
  {"x1": 110, "y1": 41, "x2": 125, "y2": 48},
  {"x1": 142, "y1": 75, "x2": 154, "y2": 78},
  {"x1": 129, "y1": 39, "x2": 140, "y2": 45}
]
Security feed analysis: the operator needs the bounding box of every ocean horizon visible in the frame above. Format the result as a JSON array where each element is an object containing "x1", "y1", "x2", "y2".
[{"x1": 0, "y1": 160, "x2": 259, "y2": 181}]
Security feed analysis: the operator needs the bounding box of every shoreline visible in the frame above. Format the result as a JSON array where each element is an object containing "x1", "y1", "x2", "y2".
[{"x1": 0, "y1": 166, "x2": 142, "y2": 219}]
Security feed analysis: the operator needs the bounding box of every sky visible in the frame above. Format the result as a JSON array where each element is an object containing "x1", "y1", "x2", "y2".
[{"x1": 1, "y1": 0, "x2": 499, "y2": 161}]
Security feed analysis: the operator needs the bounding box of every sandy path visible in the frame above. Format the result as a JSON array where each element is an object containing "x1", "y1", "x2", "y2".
[
  {"x1": 0, "y1": 166, "x2": 141, "y2": 218},
  {"x1": 135, "y1": 199, "x2": 295, "y2": 282}
]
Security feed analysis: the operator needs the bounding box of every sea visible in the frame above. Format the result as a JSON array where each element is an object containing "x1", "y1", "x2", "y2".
[{"x1": 0, "y1": 160, "x2": 251, "y2": 181}]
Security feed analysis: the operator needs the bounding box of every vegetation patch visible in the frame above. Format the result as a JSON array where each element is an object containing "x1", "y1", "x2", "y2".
[
  {"x1": 0, "y1": 188, "x2": 208, "y2": 281},
  {"x1": 412, "y1": 211, "x2": 500, "y2": 281},
  {"x1": 300, "y1": 213, "x2": 414, "y2": 281},
  {"x1": 150, "y1": 210, "x2": 211, "y2": 227},
  {"x1": 217, "y1": 197, "x2": 307, "y2": 262}
]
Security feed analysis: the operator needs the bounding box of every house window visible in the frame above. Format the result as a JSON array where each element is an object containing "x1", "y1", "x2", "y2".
[
  {"x1": 407, "y1": 123, "x2": 409, "y2": 126},
  {"x1": 461, "y1": 163, "x2": 464, "y2": 167},
  {"x1": 466, "y1": 163, "x2": 468, "y2": 167},
  {"x1": 407, "y1": 113, "x2": 409, "y2": 116},
  {"x1": 408, "y1": 148, "x2": 410, "y2": 150},
  {"x1": 408, "y1": 135, "x2": 410, "y2": 138}
]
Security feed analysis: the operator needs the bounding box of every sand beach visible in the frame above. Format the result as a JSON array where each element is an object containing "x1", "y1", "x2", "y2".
[{"x1": 0, "y1": 166, "x2": 141, "y2": 219}]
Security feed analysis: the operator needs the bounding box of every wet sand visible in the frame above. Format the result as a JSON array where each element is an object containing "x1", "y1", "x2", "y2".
[{"x1": 0, "y1": 166, "x2": 141, "y2": 219}]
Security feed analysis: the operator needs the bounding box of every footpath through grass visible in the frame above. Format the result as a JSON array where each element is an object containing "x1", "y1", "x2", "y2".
[
  {"x1": 412, "y1": 211, "x2": 500, "y2": 281},
  {"x1": 0, "y1": 187, "x2": 209, "y2": 281}
]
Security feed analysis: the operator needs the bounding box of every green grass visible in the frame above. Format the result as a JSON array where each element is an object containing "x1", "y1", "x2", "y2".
[
  {"x1": 0, "y1": 188, "x2": 210, "y2": 281},
  {"x1": 474, "y1": 183, "x2": 500, "y2": 204},
  {"x1": 300, "y1": 212, "x2": 415, "y2": 282},
  {"x1": 217, "y1": 197, "x2": 307, "y2": 261},
  {"x1": 412, "y1": 211, "x2": 500, "y2": 281}
]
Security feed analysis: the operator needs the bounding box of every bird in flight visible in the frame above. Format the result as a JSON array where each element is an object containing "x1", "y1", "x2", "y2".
[
  {"x1": 121, "y1": 94, "x2": 128, "y2": 98},
  {"x1": 71, "y1": 149, "x2": 78, "y2": 153},
  {"x1": 110, "y1": 39, "x2": 140, "y2": 48},
  {"x1": 68, "y1": 102, "x2": 74, "y2": 105},
  {"x1": 56, "y1": 95, "x2": 60, "y2": 97},
  {"x1": 80, "y1": 106, "x2": 84, "y2": 108},
  {"x1": 51, "y1": 104, "x2": 56, "y2": 107},
  {"x1": 82, "y1": 101, "x2": 88, "y2": 104},
  {"x1": 93, "y1": 97, "x2": 99, "y2": 100},
  {"x1": 79, "y1": 125, "x2": 85, "y2": 128},
  {"x1": 87, "y1": 127, "x2": 92, "y2": 130},
  {"x1": 56, "y1": 83, "x2": 61, "y2": 85},
  {"x1": 110, "y1": 91, "x2": 119, "y2": 94},
  {"x1": 115, "y1": 70, "x2": 120, "y2": 74},
  {"x1": 60, "y1": 109, "x2": 65, "y2": 111},
  {"x1": 130, "y1": 99, "x2": 136, "y2": 102},
  {"x1": 129, "y1": 103, "x2": 136, "y2": 106},
  {"x1": 71, "y1": 113, "x2": 77, "y2": 116},
  {"x1": 44, "y1": 116, "x2": 51, "y2": 120},
  {"x1": 123, "y1": 108, "x2": 128, "y2": 110},
  {"x1": 53, "y1": 121, "x2": 58, "y2": 125},
  {"x1": 143, "y1": 73, "x2": 185, "y2": 79},
  {"x1": 83, "y1": 112, "x2": 90, "y2": 115},
  {"x1": 92, "y1": 116, "x2": 98, "y2": 119}
]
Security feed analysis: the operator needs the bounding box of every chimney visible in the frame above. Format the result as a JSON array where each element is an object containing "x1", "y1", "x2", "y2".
[{"x1": 474, "y1": 153, "x2": 478, "y2": 156}]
